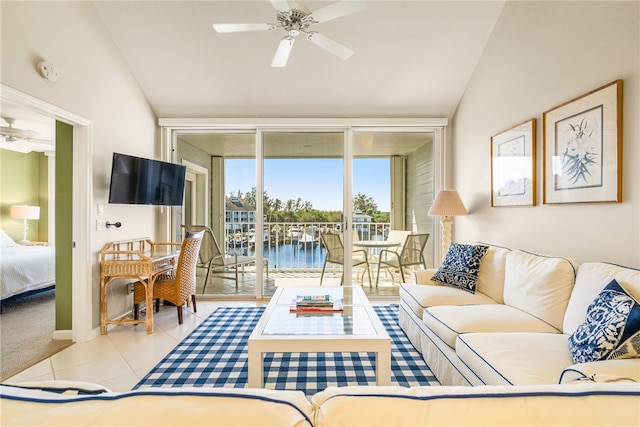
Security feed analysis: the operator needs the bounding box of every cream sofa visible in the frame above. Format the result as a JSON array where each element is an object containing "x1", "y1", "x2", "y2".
[
  {"x1": 399, "y1": 244, "x2": 640, "y2": 386},
  {"x1": 2, "y1": 381, "x2": 639, "y2": 426}
]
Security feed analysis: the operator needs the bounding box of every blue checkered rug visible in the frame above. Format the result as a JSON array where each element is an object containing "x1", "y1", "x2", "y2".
[{"x1": 133, "y1": 305, "x2": 439, "y2": 395}]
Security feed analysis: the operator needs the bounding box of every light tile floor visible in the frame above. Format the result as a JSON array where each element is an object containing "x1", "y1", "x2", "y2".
[{"x1": 5, "y1": 291, "x2": 398, "y2": 392}]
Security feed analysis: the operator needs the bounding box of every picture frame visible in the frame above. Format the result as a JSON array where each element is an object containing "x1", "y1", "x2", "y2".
[
  {"x1": 491, "y1": 118, "x2": 536, "y2": 207},
  {"x1": 543, "y1": 80, "x2": 622, "y2": 204}
]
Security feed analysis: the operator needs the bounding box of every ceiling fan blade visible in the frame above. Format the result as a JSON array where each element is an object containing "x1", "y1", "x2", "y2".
[
  {"x1": 307, "y1": 32, "x2": 353, "y2": 60},
  {"x1": 269, "y1": 0, "x2": 290, "y2": 13},
  {"x1": 272, "y1": 37, "x2": 295, "y2": 67},
  {"x1": 0, "y1": 126, "x2": 40, "y2": 139},
  {"x1": 310, "y1": 0, "x2": 368, "y2": 23},
  {"x1": 213, "y1": 23, "x2": 273, "y2": 33}
]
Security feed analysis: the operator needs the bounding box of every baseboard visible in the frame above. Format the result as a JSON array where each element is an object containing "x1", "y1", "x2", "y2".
[{"x1": 52, "y1": 330, "x2": 72, "y2": 340}]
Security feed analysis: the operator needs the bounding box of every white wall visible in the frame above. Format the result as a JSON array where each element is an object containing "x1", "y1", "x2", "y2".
[
  {"x1": 1, "y1": 2, "x2": 160, "y2": 328},
  {"x1": 453, "y1": 1, "x2": 639, "y2": 267}
]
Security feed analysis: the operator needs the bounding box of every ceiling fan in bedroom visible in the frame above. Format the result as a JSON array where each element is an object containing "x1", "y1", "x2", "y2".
[
  {"x1": 0, "y1": 117, "x2": 53, "y2": 154},
  {"x1": 0, "y1": 117, "x2": 40, "y2": 142},
  {"x1": 213, "y1": 0, "x2": 368, "y2": 67}
]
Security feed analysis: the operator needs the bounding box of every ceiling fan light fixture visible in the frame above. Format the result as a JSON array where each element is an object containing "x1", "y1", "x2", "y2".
[{"x1": 213, "y1": 0, "x2": 366, "y2": 67}]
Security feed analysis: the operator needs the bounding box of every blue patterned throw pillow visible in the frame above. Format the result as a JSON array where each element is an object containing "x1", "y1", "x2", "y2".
[
  {"x1": 568, "y1": 279, "x2": 640, "y2": 364},
  {"x1": 431, "y1": 243, "x2": 489, "y2": 293}
]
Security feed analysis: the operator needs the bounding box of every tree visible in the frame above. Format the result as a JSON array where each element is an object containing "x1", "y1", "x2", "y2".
[{"x1": 353, "y1": 193, "x2": 378, "y2": 216}]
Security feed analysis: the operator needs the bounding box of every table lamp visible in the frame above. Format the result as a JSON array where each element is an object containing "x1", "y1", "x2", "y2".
[
  {"x1": 10, "y1": 205, "x2": 40, "y2": 243},
  {"x1": 428, "y1": 190, "x2": 467, "y2": 262}
]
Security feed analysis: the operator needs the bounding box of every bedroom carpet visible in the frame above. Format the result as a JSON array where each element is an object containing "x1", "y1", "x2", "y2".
[
  {"x1": 134, "y1": 305, "x2": 439, "y2": 395},
  {"x1": 0, "y1": 289, "x2": 73, "y2": 381}
]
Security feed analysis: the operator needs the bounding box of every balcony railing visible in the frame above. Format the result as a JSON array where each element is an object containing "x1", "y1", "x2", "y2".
[{"x1": 225, "y1": 221, "x2": 390, "y2": 271}]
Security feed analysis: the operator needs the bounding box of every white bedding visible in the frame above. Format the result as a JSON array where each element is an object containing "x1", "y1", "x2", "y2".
[{"x1": 1, "y1": 245, "x2": 55, "y2": 300}]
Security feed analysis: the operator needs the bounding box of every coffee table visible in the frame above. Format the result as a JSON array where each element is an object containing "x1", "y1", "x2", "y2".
[{"x1": 247, "y1": 285, "x2": 391, "y2": 388}]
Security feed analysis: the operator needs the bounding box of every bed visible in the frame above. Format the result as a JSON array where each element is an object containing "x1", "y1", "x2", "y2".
[{"x1": 1, "y1": 230, "x2": 55, "y2": 302}]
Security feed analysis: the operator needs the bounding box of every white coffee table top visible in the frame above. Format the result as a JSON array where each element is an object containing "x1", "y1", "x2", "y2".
[{"x1": 258, "y1": 286, "x2": 382, "y2": 336}]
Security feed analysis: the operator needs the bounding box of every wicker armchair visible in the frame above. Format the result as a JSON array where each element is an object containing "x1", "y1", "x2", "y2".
[
  {"x1": 133, "y1": 230, "x2": 204, "y2": 324},
  {"x1": 376, "y1": 233, "x2": 429, "y2": 286}
]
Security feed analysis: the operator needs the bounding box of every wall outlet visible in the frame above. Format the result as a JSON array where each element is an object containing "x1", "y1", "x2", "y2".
[{"x1": 96, "y1": 219, "x2": 107, "y2": 231}]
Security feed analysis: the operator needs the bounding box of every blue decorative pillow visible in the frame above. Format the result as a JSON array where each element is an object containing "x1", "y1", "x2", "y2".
[
  {"x1": 431, "y1": 243, "x2": 489, "y2": 293},
  {"x1": 568, "y1": 279, "x2": 640, "y2": 364}
]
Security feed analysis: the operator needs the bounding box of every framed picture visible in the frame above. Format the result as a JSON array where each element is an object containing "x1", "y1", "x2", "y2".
[
  {"x1": 491, "y1": 118, "x2": 536, "y2": 207},
  {"x1": 543, "y1": 80, "x2": 622, "y2": 204}
]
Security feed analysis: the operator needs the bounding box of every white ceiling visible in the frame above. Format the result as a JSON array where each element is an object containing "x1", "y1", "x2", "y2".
[
  {"x1": 2, "y1": 1, "x2": 506, "y2": 154},
  {"x1": 93, "y1": 0, "x2": 505, "y2": 118}
]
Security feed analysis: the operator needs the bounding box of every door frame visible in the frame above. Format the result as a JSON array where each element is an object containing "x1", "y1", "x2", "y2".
[
  {"x1": 1, "y1": 84, "x2": 93, "y2": 342},
  {"x1": 182, "y1": 159, "x2": 209, "y2": 228}
]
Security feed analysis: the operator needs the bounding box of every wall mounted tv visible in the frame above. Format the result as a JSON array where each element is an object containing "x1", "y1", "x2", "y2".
[{"x1": 108, "y1": 152, "x2": 186, "y2": 206}]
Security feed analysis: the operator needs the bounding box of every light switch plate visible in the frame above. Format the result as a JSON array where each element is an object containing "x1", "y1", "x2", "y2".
[{"x1": 97, "y1": 204, "x2": 105, "y2": 216}]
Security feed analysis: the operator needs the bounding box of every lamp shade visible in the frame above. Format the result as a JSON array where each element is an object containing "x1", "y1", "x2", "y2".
[
  {"x1": 10, "y1": 205, "x2": 40, "y2": 220},
  {"x1": 428, "y1": 190, "x2": 467, "y2": 216}
]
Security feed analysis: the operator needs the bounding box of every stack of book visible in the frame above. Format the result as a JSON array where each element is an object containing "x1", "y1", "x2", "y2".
[{"x1": 290, "y1": 294, "x2": 343, "y2": 313}]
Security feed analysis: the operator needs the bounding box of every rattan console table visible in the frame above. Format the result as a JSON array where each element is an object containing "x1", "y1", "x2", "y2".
[{"x1": 100, "y1": 238, "x2": 180, "y2": 334}]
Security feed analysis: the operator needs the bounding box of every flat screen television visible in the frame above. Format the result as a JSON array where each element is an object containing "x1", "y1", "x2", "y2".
[{"x1": 108, "y1": 152, "x2": 186, "y2": 206}]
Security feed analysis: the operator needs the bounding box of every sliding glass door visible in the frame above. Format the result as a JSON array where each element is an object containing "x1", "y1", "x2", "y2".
[
  {"x1": 262, "y1": 131, "x2": 345, "y2": 294},
  {"x1": 170, "y1": 120, "x2": 444, "y2": 300}
]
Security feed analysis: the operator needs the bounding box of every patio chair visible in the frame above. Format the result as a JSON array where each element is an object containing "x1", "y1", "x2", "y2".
[
  {"x1": 186, "y1": 225, "x2": 268, "y2": 292},
  {"x1": 320, "y1": 232, "x2": 372, "y2": 287},
  {"x1": 376, "y1": 233, "x2": 429, "y2": 286},
  {"x1": 133, "y1": 230, "x2": 204, "y2": 324}
]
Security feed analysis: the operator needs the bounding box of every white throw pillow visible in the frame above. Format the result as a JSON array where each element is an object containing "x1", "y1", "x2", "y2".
[
  {"x1": 503, "y1": 249, "x2": 577, "y2": 331},
  {"x1": 563, "y1": 262, "x2": 640, "y2": 335},
  {"x1": 476, "y1": 243, "x2": 511, "y2": 304},
  {"x1": 0, "y1": 229, "x2": 18, "y2": 248}
]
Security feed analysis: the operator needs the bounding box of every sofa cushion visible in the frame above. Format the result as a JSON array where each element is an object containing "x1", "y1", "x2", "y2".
[
  {"x1": 423, "y1": 305, "x2": 560, "y2": 349},
  {"x1": 568, "y1": 279, "x2": 640, "y2": 364},
  {"x1": 0, "y1": 384, "x2": 314, "y2": 427},
  {"x1": 456, "y1": 332, "x2": 574, "y2": 385},
  {"x1": 312, "y1": 383, "x2": 640, "y2": 427},
  {"x1": 400, "y1": 283, "x2": 497, "y2": 319},
  {"x1": 431, "y1": 243, "x2": 489, "y2": 293},
  {"x1": 563, "y1": 262, "x2": 640, "y2": 335},
  {"x1": 559, "y1": 359, "x2": 640, "y2": 384},
  {"x1": 476, "y1": 243, "x2": 510, "y2": 304},
  {"x1": 503, "y1": 250, "x2": 577, "y2": 331}
]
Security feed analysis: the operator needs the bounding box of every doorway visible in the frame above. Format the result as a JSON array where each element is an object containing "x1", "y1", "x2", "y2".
[{"x1": 1, "y1": 84, "x2": 93, "y2": 342}]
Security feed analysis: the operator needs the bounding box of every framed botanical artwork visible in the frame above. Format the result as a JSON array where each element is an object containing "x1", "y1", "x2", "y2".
[
  {"x1": 491, "y1": 118, "x2": 536, "y2": 207},
  {"x1": 543, "y1": 80, "x2": 623, "y2": 204}
]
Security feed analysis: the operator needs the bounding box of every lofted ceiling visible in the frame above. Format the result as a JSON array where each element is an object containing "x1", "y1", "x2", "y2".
[
  {"x1": 93, "y1": 0, "x2": 505, "y2": 119},
  {"x1": 2, "y1": 1, "x2": 506, "y2": 155}
]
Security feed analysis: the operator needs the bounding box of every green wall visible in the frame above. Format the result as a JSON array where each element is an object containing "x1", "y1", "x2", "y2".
[
  {"x1": 55, "y1": 121, "x2": 73, "y2": 331},
  {"x1": 0, "y1": 149, "x2": 48, "y2": 241}
]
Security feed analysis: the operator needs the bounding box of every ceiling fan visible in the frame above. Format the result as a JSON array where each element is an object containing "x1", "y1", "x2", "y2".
[
  {"x1": 0, "y1": 117, "x2": 54, "y2": 154},
  {"x1": 213, "y1": 0, "x2": 368, "y2": 67},
  {"x1": 0, "y1": 117, "x2": 41, "y2": 142}
]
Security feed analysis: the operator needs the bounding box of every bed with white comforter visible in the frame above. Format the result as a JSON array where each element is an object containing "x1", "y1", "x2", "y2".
[{"x1": 0, "y1": 230, "x2": 55, "y2": 301}]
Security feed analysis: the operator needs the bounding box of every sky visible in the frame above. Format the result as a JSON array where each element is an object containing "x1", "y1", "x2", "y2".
[{"x1": 225, "y1": 158, "x2": 391, "y2": 212}]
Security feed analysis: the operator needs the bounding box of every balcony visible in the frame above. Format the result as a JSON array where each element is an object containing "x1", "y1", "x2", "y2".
[{"x1": 196, "y1": 221, "x2": 422, "y2": 299}]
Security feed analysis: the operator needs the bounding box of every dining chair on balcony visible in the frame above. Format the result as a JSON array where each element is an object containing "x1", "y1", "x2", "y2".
[
  {"x1": 376, "y1": 233, "x2": 430, "y2": 286},
  {"x1": 186, "y1": 225, "x2": 268, "y2": 292},
  {"x1": 133, "y1": 230, "x2": 204, "y2": 325},
  {"x1": 320, "y1": 232, "x2": 372, "y2": 287}
]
